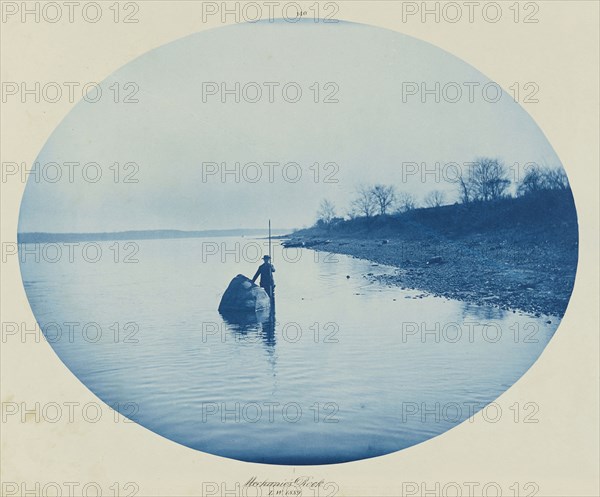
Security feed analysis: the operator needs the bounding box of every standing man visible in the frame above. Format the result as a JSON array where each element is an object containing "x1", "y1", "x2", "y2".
[{"x1": 252, "y1": 255, "x2": 275, "y2": 299}]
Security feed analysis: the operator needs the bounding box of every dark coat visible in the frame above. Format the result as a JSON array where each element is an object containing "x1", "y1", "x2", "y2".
[{"x1": 252, "y1": 262, "x2": 275, "y2": 288}]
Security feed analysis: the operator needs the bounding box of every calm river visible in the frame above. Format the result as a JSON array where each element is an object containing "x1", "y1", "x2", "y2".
[{"x1": 20, "y1": 236, "x2": 557, "y2": 464}]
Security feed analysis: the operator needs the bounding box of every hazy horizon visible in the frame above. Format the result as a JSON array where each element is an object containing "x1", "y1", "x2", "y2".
[{"x1": 17, "y1": 227, "x2": 294, "y2": 234}]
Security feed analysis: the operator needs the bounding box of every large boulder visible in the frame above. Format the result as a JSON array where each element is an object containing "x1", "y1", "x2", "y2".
[{"x1": 218, "y1": 274, "x2": 271, "y2": 313}]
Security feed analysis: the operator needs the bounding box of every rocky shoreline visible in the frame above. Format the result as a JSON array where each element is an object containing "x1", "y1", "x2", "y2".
[{"x1": 283, "y1": 228, "x2": 578, "y2": 318}]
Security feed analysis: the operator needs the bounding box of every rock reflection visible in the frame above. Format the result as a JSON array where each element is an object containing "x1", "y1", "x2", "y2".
[{"x1": 219, "y1": 305, "x2": 277, "y2": 348}]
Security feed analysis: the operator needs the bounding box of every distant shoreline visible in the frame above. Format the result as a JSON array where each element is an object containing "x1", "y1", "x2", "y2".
[{"x1": 17, "y1": 229, "x2": 291, "y2": 244}]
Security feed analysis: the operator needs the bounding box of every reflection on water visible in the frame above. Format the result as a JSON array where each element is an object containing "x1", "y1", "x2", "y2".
[
  {"x1": 220, "y1": 305, "x2": 277, "y2": 348},
  {"x1": 20, "y1": 237, "x2": 559, "y2": 464}
]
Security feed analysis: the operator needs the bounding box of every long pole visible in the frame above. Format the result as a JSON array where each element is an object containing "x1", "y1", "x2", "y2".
[
  {"x1": 268, "y1": 219, "x2": 273, "y2": 300},
  {"x1": 268, "y1": 219, "x2": 272, "y2": 261}
]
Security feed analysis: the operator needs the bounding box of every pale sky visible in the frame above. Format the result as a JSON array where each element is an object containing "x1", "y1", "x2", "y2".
[{"x1": 19, "y1": 20, "x2": 564, "y2": 233}]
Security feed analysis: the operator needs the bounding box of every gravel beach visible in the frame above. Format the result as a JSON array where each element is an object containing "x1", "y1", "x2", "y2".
[{"x1": 286, "y1": 198, "x2": 579, "y2": 318}]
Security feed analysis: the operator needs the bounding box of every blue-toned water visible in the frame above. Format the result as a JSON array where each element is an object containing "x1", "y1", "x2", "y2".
[{"x1": 20, "y1": 237, "x2": 557, "y2": 464}]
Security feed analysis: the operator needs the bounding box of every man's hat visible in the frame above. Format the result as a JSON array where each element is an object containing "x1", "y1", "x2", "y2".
[{"x1": 263, "y1": 255, "x2": 271, "y2": 260}]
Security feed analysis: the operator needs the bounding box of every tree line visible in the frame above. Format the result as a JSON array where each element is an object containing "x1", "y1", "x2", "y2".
[{"x1": 316, "y1": 158, "x2": 570, "y2": 227}]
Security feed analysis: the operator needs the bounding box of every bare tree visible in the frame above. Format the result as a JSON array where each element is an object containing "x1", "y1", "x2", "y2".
[
  {"x1": 467, "y1": 157, "x2": 511, "y2": 201},
  {"x1": 424, "y1": 190, "x2": 446, "y2": 208},
  {"x1": 457, "y1": 170, "x2": 472, "y2": 204},
  {"x1": 350, "y1": 185, "x2": 377, "y2": 218},
  {"x1": 517, "y1": 165, "x2": 545, "y2": 196},
  {"x1": 371, "y1": 184, "x2": 396, "y2": 215},
  {"x1": 316, "y1": 199, "x2": 336, "y2": 227},
  {"x1": 542, "y1": 167, "x2": 569, "y2": 190},
  {"x1": 518, "y1": 165, "x2": 570, "y2": 196},
  {"x1": 396, "y1": 191, "x2": 417, "y2": 213}
]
